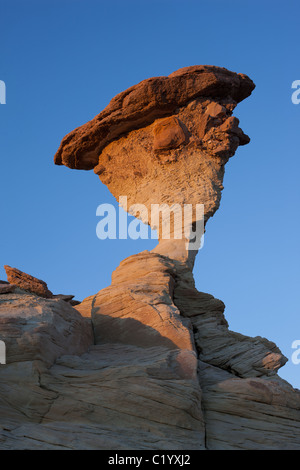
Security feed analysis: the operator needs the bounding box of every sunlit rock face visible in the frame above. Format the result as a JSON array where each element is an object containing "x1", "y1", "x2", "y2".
[
  {"x1": 95, "y1": 96, "x2": 248, "y2": 225},
  {"x1": 54, "y1": 65, "x2": 255, "y2": 171},
  {"x1": 54, "y1": 65, "x2": 254, "y2": 264},
  {"x1": 0, "y1": 67, "x2": 298, "y2": 450}
]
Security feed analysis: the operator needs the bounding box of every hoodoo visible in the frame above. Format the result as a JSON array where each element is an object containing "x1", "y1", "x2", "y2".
[{"x1": 0, "y1": 66, "x2": 299, "y2": 450}]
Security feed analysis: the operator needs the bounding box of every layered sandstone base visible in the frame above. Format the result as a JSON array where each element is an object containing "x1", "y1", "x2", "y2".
[{"x1": 0, "y1": 252, "x2": 299, "y2": 450}]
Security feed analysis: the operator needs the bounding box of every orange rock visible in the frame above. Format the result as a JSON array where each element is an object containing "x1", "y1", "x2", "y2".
[
  {"x1": 4, "y1": 265, "x2": 53, "y2": 298},
  {"x1": 54, "y1": 65, "x2": 254, "y2": 170},
  {"x1": 153, "y1": 116, "x2": 187, "y2": 150}
]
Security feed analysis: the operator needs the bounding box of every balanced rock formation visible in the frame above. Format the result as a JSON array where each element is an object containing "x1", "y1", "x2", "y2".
[
  {"x1": 0, "y1": 66, "x2": 299, "y2": 450},
  {"x1": 54, "y1": 65, "x2": 255, "y2": 265},
  {"x1": 53, "y1": 65, "x2": 300, "y2": 449}
]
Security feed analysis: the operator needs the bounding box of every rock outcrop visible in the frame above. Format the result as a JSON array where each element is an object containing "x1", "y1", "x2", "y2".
[
  {"x1": 77, "y1": 251, "x2": 300, "y2": 449},
  {"x1": 0, "y1": 278, "x2": 205, "y2": 449},
  {"x1": 4, "y1": 265, "x2": 54, "y2": 299},
  {"x1": 3, "y1": 266, "x2": 79, "y2": 305},
  {"x1": 0, "y1": 287, "x2": 93, "y2": 366},
  {"x1": 0, "y1": 66, "x2": 299, "y2": 450},
  {"x1": 1, "y1": 253, "x2": 299, "y2": 449}
]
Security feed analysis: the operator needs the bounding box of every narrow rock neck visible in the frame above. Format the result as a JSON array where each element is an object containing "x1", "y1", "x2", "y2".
[{"x1": 151, "y1": 238, "x2": 199, "y2": 270}]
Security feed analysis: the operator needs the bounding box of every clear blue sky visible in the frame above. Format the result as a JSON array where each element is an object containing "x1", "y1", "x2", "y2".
[{"x1": 1, "y1": 0, "x2": 299, "y2": 388}]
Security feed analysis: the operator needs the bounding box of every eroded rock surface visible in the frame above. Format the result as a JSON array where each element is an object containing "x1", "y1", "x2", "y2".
[
  {"x1": 0, "y1": 288, "x2": 93, "y2": 365},
  {"x1": 1, "y1": 252, "x2": 299, "y2": 449},
  {"x1": 54, "y1": 65, "x2": 254, "y2": 171},
  {"x1": 0, "y1": 345, "x2": 204, "y2": 449},
  {"x1": 2, "y1": 266, "x2": 80, "y2": 305},
  {"x1": 76, "y1": 252, "x2": 300, "y2": 449},
  {"x1": 1, "y1": 66, "x2": 299, "y2": 449},
  {"x1": 0, "y1": 270, "x2": 205, "y2": 449},
  {"x1": 4, "y1": 265, "x2": 53, "y2": 299},
  {"x1": 54, "y1": 66, "x2": 255, "y2": 255}
]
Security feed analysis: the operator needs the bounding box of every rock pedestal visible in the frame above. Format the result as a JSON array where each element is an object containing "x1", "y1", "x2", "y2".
[
  {"x1": 77, "y1": 251, "x2": 300, "y2": 450},
  {"x1": 0, "y1": 66, "x2": 299, "y2": 449},
  {"x1": 1, "y1": 251, "x2": 299, "y2": 449}
]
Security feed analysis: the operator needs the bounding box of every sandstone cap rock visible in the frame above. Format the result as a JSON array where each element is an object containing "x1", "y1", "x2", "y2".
[{"x1": 54, "y1": 65, "x2": 255, "y2": 171}]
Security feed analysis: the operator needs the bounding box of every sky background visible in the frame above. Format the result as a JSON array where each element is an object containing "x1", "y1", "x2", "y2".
[{"x1": 0, "y1": 0, "x2": 299, "y2": 388}]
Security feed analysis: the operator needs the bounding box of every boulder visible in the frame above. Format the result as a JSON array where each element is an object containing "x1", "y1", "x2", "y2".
[{"x1": 4, "y1": 266, "x2": 53, "y2": 299}]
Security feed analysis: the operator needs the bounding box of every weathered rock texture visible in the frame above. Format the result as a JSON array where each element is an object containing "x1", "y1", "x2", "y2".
[
  {"x1": 4, "y1": 265, "x2": 53, "y2": 298},
  {"x1": 0, "y1": 66, "x2": 299, "y2": 449},
  {"x1": 0, "y1": 282, "x2": 204, "y2": 449},
  {"x1": 0, "y1": 253, "x2": 299, "y2": 449},
  {"x1": 3, "y1": 266, "x2": 79, "y2": 305},
  {"x1": 0, "y1": 288, "x2": 93, "y2": 365},
  {"x1": 77, "y1": 252, "x2": 300, "y2": 450},
  {"x1": 54, "y1": 65, "x2": 254, "y2": 171},
  {"x1": 54, "y1": 66, "x2": 255, "y2": 258}
]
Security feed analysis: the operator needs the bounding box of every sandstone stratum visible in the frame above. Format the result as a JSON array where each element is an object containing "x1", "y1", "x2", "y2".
[{"x1": 0, "y1": 66, "x2": 299, "y2": 450}]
